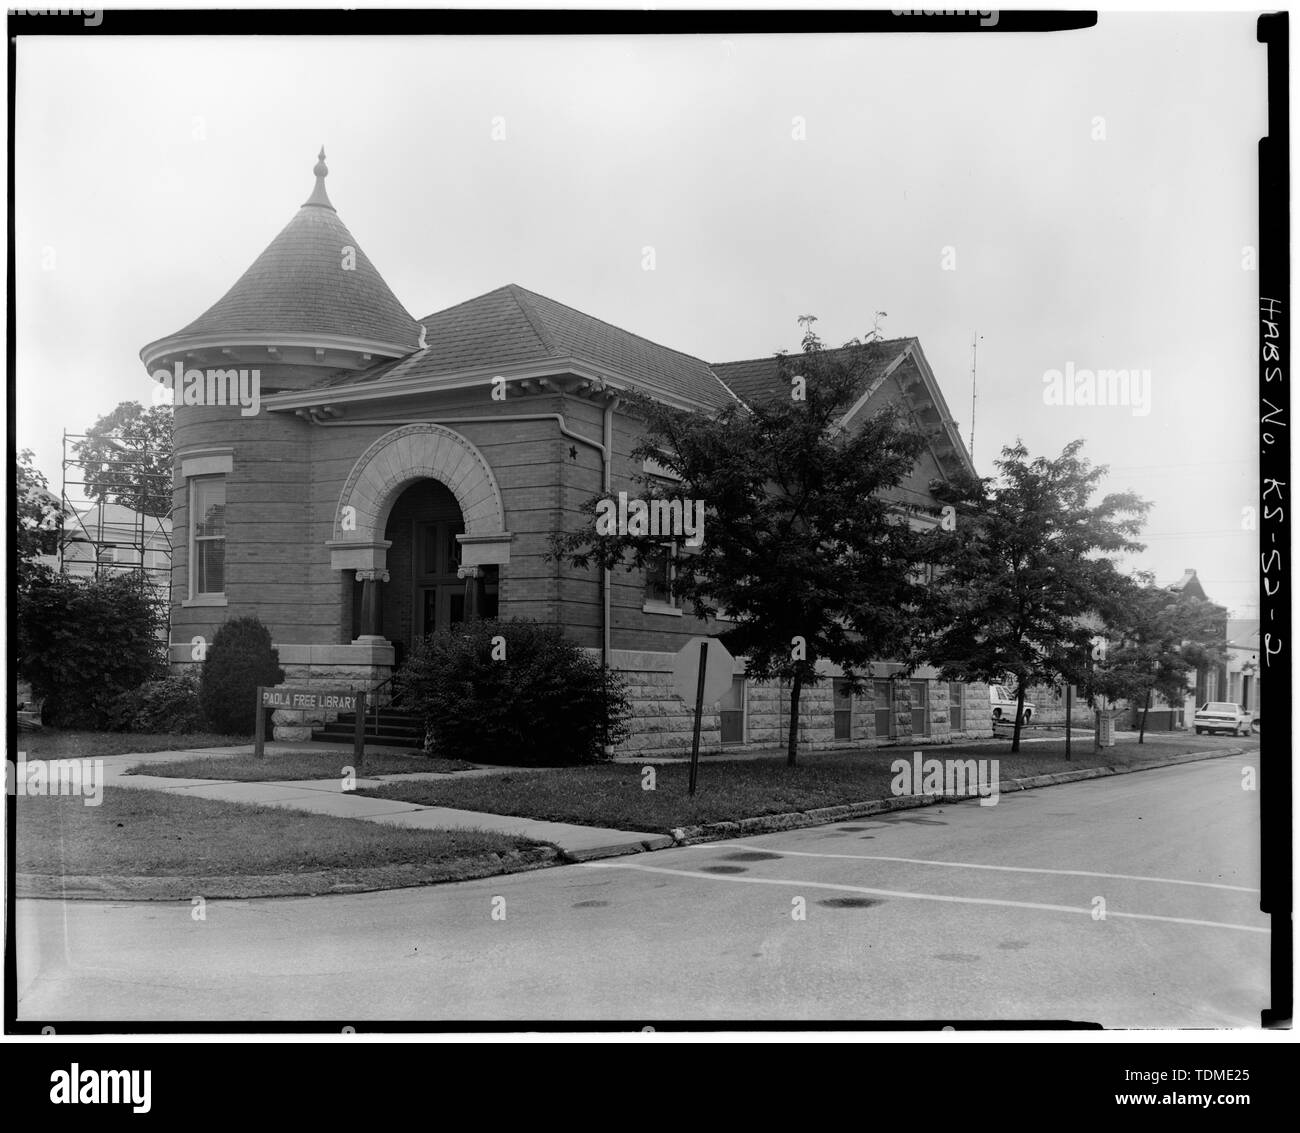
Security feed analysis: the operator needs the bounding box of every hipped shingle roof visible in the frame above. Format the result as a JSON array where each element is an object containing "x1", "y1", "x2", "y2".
[{"x1": 315, "y1": 283, "x2": 740, "y2": 409}]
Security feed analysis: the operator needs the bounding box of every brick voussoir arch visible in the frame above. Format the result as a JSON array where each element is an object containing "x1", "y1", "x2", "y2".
[{"x1": 333, "y1": 423, "x2": 508, "y2": 556}]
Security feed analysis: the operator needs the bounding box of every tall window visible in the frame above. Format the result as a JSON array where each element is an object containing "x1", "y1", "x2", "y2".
[
  {"x1": 644, "y1": 543, "x2": 678, "y2": 609},
  {"x1": 190, "y1": 476, "x2": 226, "y2": 596}
]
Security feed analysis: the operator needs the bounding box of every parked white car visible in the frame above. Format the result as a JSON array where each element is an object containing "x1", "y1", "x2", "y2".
[
  {"x1": 990, "y1": 684, "x2": 1033, "y2": 725},
  {"x1": 1193, "y1": 702, "x2": 1252, "y2": 736}
]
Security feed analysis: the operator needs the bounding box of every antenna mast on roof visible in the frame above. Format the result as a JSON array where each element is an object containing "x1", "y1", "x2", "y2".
[{"x1": 969, "y1": 331, "x2": 982, "y2": 465}]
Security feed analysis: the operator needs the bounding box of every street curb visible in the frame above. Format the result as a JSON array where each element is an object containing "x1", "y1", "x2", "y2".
[
  {"x1": 14, "y1": 845, "x2": 564, "y2": 902},
  {"x1": 561, "y1": 835, "x2": 676, "y2": 863},
  {"x1": 660, "y1": 746, "x2": 1246, "y2": 847}
]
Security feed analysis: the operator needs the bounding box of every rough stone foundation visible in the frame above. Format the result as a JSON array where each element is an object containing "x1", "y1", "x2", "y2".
[{"x1": 608, "y1": 649, "x2": 994, "y2": 758}]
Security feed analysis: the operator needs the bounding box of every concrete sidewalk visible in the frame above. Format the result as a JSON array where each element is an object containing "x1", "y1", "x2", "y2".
[{"x1": 98, "y1": 747, "x2": 669, "y2": 861}]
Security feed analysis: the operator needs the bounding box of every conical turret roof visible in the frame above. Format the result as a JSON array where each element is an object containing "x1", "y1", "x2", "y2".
[{"x1": 146, "y1": 149, "x2": 419, "y2": 359}]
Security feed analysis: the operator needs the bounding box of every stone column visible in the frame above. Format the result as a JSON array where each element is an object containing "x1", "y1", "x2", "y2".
[
  {"x1": 355, "y1": 568, "x2": 390, "y2": 642},
  {"x1": 458, "y1": 564, "x2": 484, "y2": 620}
]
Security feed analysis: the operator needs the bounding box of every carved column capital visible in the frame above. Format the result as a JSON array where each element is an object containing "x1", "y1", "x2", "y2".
[{"x1": 356, "y1": 569, "x2": 390, "y2": 583}]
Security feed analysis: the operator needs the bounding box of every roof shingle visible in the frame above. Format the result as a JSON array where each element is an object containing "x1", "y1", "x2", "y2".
[
  {"x1": 711, "y1": 339, "x2": 914, "y2": 405},
  {"x1": 316, "y1": 284, "x2": 739, "y2": 409},
  {"x1": 164, "y1": 204, "x2": 419, "y2": 351}
]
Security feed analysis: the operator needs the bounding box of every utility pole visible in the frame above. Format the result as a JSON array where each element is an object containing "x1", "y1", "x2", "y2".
[{"x1": 969, "y1": 332, "x2": 981, "y2": 465}]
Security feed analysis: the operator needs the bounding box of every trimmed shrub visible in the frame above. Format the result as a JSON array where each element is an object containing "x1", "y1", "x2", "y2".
[
  {"x1": 107, "y1": 670, "x2": 205, "y2": 734},
  {"x1": 18, "y1": 571, "x2": 167, "y2": 729},
  {"x1": 103, "y1": 686, "x2": 145, "y2": 733},
  {"x1": 136, "y1": 670, "x2": 205, "y2": 733},
  {"x1": 199, "y1": 617, "x2": 285, "y2": 735},
  {"x1": 393, "y1": 618, "x2": 630, "y2": 766}
]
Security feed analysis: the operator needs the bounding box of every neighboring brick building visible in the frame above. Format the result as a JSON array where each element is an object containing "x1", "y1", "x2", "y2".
[{"x1": 140, "y1": 152, "x2": 991, "y2": 752}]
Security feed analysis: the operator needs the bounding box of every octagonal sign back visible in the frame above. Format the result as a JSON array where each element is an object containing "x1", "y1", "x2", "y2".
[{"x1": 671, "y1": 636, "x2": 735, "y2": 706}]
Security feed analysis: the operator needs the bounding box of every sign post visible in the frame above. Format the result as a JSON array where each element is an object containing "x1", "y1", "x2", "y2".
[
  {"x1": 254, "y1": 686, "x2": 267, "y2": 760},
  {"x1": 688, "y1": 642, "x2": 708, "y2": 796},
  {"x1": 670, "y1": 636, "x2": 736, "y2": 797},
  {"x1": 354, "y1": 691, "x2": 367, "y2": 773}
]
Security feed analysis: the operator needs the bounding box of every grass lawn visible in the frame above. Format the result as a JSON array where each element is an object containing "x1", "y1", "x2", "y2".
[
  {"x1": 15, "y1": 787, "x2": 547, "y2": 898},
  {"x1": 15, "y1": 730, "x2": 249, "y2": 759},
  {"x1": 128, "y1": 750, "x2": 473, "y2": 781},
  {"x1": 358, "y1": 737, "x2": 1235, "y2": 833}
]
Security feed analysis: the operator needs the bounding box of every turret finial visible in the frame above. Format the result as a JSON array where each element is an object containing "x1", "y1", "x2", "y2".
[{"x1": 303, "y1": 146, "x2": 335, "y2": 210}]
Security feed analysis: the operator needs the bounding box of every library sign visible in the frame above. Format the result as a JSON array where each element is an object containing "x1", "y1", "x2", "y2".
[
  {"x1": 254, "y1": 685, "x2": 368, "y2": 765},
  {"x1": 261, "y1": 688, "x2": 361, "y2": 713}
]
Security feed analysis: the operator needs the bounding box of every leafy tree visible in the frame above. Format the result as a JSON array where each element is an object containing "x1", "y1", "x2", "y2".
[
  {"x1": 15, "y1": 448, "x2": 63, "y2": 591},
  {"x1": 552, "y1": 317, "x2": 933, "y2": 766},
  {"x1": 1086, "y1": 578, "x2": 1228, "y2": 742},
  {"x1": 920, "y1": 440, "x2": 1151, "y2": 752},
  {"x1": 199, "y1": 617, "x2": 285, "y2": 735},
  {"x1": 18, "y1": 571, "x2": 168, "y2": 728},
  {"x1": 73, "y1": 402, "x2": 173, "y2": 518}
]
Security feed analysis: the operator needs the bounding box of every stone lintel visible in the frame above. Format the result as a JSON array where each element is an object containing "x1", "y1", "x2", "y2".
[
  {"x1": 456, "y1": 532, "x2": 513, "y2": 567},
  {"x1": 327, "y1": 539, "x2": 392, "y2": 572}
]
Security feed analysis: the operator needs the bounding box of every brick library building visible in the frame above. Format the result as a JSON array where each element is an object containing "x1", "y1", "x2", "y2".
[{"x1": 140, "y1": 152, "x2": 994, "y2": 754}]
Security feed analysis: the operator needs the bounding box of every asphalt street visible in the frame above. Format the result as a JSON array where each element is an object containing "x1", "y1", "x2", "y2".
[{"x1": 15, "y1": 748, "x2": 1268, "y2": 1027}]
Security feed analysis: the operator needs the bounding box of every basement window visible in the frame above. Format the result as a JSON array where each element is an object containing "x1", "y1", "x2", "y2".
[{"x1": 720, "y1": 677, "x2": 746, "y2": 744}]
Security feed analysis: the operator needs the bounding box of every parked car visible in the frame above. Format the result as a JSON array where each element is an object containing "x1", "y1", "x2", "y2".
[
  {"x1": 1193, "y1": 702, "x2": 1253, "y2": 736},
  {"x1": 990, "y1": 684, "x2": 1033, "y2": 726}
]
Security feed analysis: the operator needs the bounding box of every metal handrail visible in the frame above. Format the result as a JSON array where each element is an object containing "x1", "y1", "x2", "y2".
[{"x1": 366, "y1": 671, "x2": 405, "y2": 734}]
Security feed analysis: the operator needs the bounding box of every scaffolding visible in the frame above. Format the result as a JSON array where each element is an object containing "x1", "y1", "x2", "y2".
[{"x1": 59, "y1": 431, "x2": 173, "y2": 609}]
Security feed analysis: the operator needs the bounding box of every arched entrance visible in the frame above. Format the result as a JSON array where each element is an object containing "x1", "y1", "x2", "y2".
[
  {"x1": 368, "y1": 479, "x2": 500, "y2": 661},
  {"x1": 327, "y1": 423, "x2": 512, "y2": 651}
]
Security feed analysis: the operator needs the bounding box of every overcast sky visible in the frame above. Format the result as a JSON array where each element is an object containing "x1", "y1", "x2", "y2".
[{"x1": 15, "y1": 13, "x2": 1266, "y2": 616}]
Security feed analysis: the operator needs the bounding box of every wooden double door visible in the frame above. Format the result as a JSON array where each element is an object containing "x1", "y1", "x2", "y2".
[{"x1": 414, "y1": 519, "x2": 466, "y2": 637}]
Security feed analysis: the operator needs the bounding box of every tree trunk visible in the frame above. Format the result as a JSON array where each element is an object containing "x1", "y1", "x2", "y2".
[
  {"x1": 1011, "y1": 682, "x2": 1027, "y2": 754},
  {"x1": 787, "y1": 671, "x2": 803, "y2": 767},
  {"x1": 1139, "y1": 687, "x2": 1151, "y2": 745}
]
